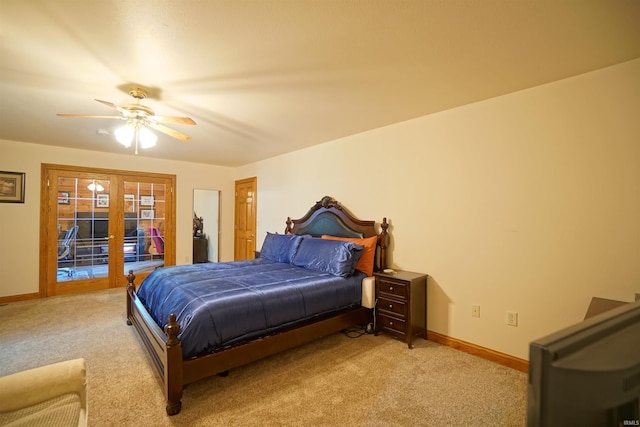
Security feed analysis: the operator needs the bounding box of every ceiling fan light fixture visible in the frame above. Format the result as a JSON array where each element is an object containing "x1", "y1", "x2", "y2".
[
  {"x1": 139, "y1": 127, "x2": 157, "y2": 149},
  {"x1": 114, "y1": 124, "x2": 134, "y2": 147}
]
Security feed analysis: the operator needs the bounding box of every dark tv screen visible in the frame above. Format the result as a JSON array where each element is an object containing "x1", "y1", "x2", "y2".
[{"x1": 75, "y1": 212, "x2": 137, "y2": 240}]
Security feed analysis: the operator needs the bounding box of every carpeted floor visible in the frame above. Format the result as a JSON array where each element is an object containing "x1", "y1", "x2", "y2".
[{"x1": 0, "y1": 288, "x2": 527, "y2": 426}]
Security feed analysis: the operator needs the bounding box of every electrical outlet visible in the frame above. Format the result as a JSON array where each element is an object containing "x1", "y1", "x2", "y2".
[
  {"x1": 472, "y1": 305, "x2": 480, "y2": 318},
  {"x1": 507, "y1": 311, "x2": 518, "y2": 327}
]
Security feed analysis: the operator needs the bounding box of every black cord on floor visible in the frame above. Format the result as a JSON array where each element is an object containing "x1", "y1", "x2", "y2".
[
  {"x1": 341, "y1": 300, "x2": 378, "y2": 339},
  {"x1": 342, "y1": 325, "x2": 369, "y2": 338}
]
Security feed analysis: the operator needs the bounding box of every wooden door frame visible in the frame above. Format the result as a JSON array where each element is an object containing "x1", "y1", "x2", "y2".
[{"x1": 40, "y1": 164, "x2": 176, "y2": 297}]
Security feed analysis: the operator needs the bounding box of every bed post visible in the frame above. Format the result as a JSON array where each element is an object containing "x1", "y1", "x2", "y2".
[
  {"x1": 164, "y1": 314, "x2": 184, "y2": 415},
  {"x1": 379, "y1": 218, "x2": 388, "y2": 270},
  {"x1": 126, "y1": 270, "x2": 136, "y2": 325}
]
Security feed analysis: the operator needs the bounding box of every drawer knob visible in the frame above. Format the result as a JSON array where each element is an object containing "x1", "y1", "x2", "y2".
[
  {"x1": 389, "y1": 286, "x2": 393, "y2": 291},
  {"x1": 389, "y1": 321, "x2": 394, "y2": 326},
  {"x1": 389, "y1": 304, "x2": 393, "y2": 309}
]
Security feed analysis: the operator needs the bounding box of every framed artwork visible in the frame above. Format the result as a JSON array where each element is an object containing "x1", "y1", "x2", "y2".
[
  {"x1": 141, "y1": 209, "x2": 154, "y2": 219},
  {"x1": 140, "y1": 195, "x2": 154, "y2": 206},
  {"x1": 96, "y1": 193, "x2": 109, "y2": 208},
  {"x1": 58, "y1": 191, "x2": 70, "y2": 205},
  {"x1": 124, "y1": 194, "x2": 135, "y2": 212},
  {"x1": 0, "y1": 171, "x2": 25, "y2": 203}
]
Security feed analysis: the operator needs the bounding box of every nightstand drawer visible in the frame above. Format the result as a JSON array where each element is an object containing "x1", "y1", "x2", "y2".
[
  {"x1": 376, "y1": 278, "x2": 407, "y2": 299},
  {"x1": 378, "y1": 296, "x2": 407, "y2": 318},
  {"x1": 378, "y1": 314, "x2": 406, "y2": 337}
]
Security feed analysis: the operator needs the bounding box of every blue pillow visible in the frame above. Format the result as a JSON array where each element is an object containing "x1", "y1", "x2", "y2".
[
  {"x1": 291, "y1": 237, "x2": 363, "y2": 277},
  {"x1": 260, "y1": 233, "x2": 303, "y2": 263}
]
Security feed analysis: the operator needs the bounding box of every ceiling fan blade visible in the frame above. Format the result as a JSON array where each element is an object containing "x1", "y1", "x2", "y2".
[
  {"x1": 148, "y1": 123, "x2": 191, "y2": 141},
  {"x1": 152, "y1": 116, "x2": 196, "y2": 125},
  {"x1": 95, "y1": 99, "x2": 132, "y2": 116},
  {"x1": 94, "y1": 99, "x2": 118, "y2": 109},
  {"x1": 57, "y1": 114, "x2": 123, "y2": 119}
]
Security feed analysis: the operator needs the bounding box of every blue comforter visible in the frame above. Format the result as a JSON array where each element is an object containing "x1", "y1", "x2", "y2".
[{"x1": 137, "y1": 258, "x2": 365, "y2": 358}]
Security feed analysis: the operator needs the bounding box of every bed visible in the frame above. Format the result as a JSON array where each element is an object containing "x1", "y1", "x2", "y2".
[{"x1": 125, "y1": 196, "x2": 389, "y2": 415}]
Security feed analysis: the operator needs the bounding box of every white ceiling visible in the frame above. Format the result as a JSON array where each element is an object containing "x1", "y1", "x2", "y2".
[{"x1": 1, "y1": 1, "x2": 639, "y2": 167}]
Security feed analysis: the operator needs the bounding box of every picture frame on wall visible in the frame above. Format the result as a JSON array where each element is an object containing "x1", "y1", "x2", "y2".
[
  {"x1": 141, "y1": 209, "x2": 154, "y2": 219},
  {"x1": 124, "y1": 194, "x2": 135, "y2": 212},
  {"x1": 140, "y1": 195, "x2": 154, "y2": 206},
  {"x1": 0, "y1": 171, "x2": 26, "y2": 203},
  {"x1": 96, "y1": 193, "x2": 109, "y2": 208},
  {"x1": 58, "y1": 191, "x2": 70, "y2": 205}
]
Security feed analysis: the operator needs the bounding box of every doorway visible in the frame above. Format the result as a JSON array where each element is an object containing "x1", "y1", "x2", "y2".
[{"x1": 40, "y1": 164, "x2": 176, "y2": 296}]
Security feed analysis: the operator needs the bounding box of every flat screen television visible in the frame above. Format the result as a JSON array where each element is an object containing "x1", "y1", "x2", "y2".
[
  {"x1": 527, "y1": 300, "x2": 640, "y2": 426},
  {"x1": 75, "y1": 212, "x2": 138, "y2": 240}
]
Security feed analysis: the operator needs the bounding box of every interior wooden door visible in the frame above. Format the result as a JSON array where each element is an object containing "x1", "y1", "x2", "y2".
[
  {"x1": 234, "y1": 177, "x2": 257, "y2": 260},
  {"x1": 40, "y1": 164, "x2": 176, "y2": 296}
]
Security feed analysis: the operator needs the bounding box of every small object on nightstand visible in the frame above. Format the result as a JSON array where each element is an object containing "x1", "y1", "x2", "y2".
[
  {"x1": 193, "y1": 212, "x2": 204, "y2": 237},
  {"x1": 374, "y1": 270, "x2": 427, "y2": 349}
]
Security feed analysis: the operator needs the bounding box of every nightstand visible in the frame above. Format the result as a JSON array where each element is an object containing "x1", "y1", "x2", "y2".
[
  {"x1": 193, "y1": 237, "x2": 209, "y2": 263},
  {"x1": 374, "y1": 270, "x2": 427, "y2": 348}
]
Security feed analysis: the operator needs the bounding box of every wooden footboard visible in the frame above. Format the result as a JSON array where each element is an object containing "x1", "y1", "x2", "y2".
[
  {"x1": 126, "y1": 271, "x2": 372, "y2": 415},
  {"x1": 126, "y1": 272, "x2": 183, "y2": 415}
]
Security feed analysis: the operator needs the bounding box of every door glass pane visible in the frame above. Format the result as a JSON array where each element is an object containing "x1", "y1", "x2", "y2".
[
  {"x1": 57, "y1": 177, "x2": 111, "y2": 282},
  {"x1": 123, "y1": 181, "x2": 165, "y2": 275}
]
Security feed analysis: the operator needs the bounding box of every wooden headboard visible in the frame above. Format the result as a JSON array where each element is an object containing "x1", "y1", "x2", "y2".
[{"x1": 284, "y1": 196, "x2": 388, "y2": 270}]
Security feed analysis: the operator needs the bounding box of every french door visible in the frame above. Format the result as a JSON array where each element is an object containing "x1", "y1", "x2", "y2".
[{"x1": 40, "y1": 164, "x2": 176, "y2": 296}]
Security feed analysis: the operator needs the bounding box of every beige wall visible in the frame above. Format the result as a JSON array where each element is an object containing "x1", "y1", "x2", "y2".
[
  {"x1": 0, "y1": 141, "x2": 236, "y2": 297},
  {"x1": 236, "y1": 59, "x2": 640, "y2": 360}
]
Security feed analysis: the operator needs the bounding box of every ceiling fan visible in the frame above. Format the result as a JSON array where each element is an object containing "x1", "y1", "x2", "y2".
[{"x1": 57, "y1": 88, "x2": 196, "y2": 152}]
